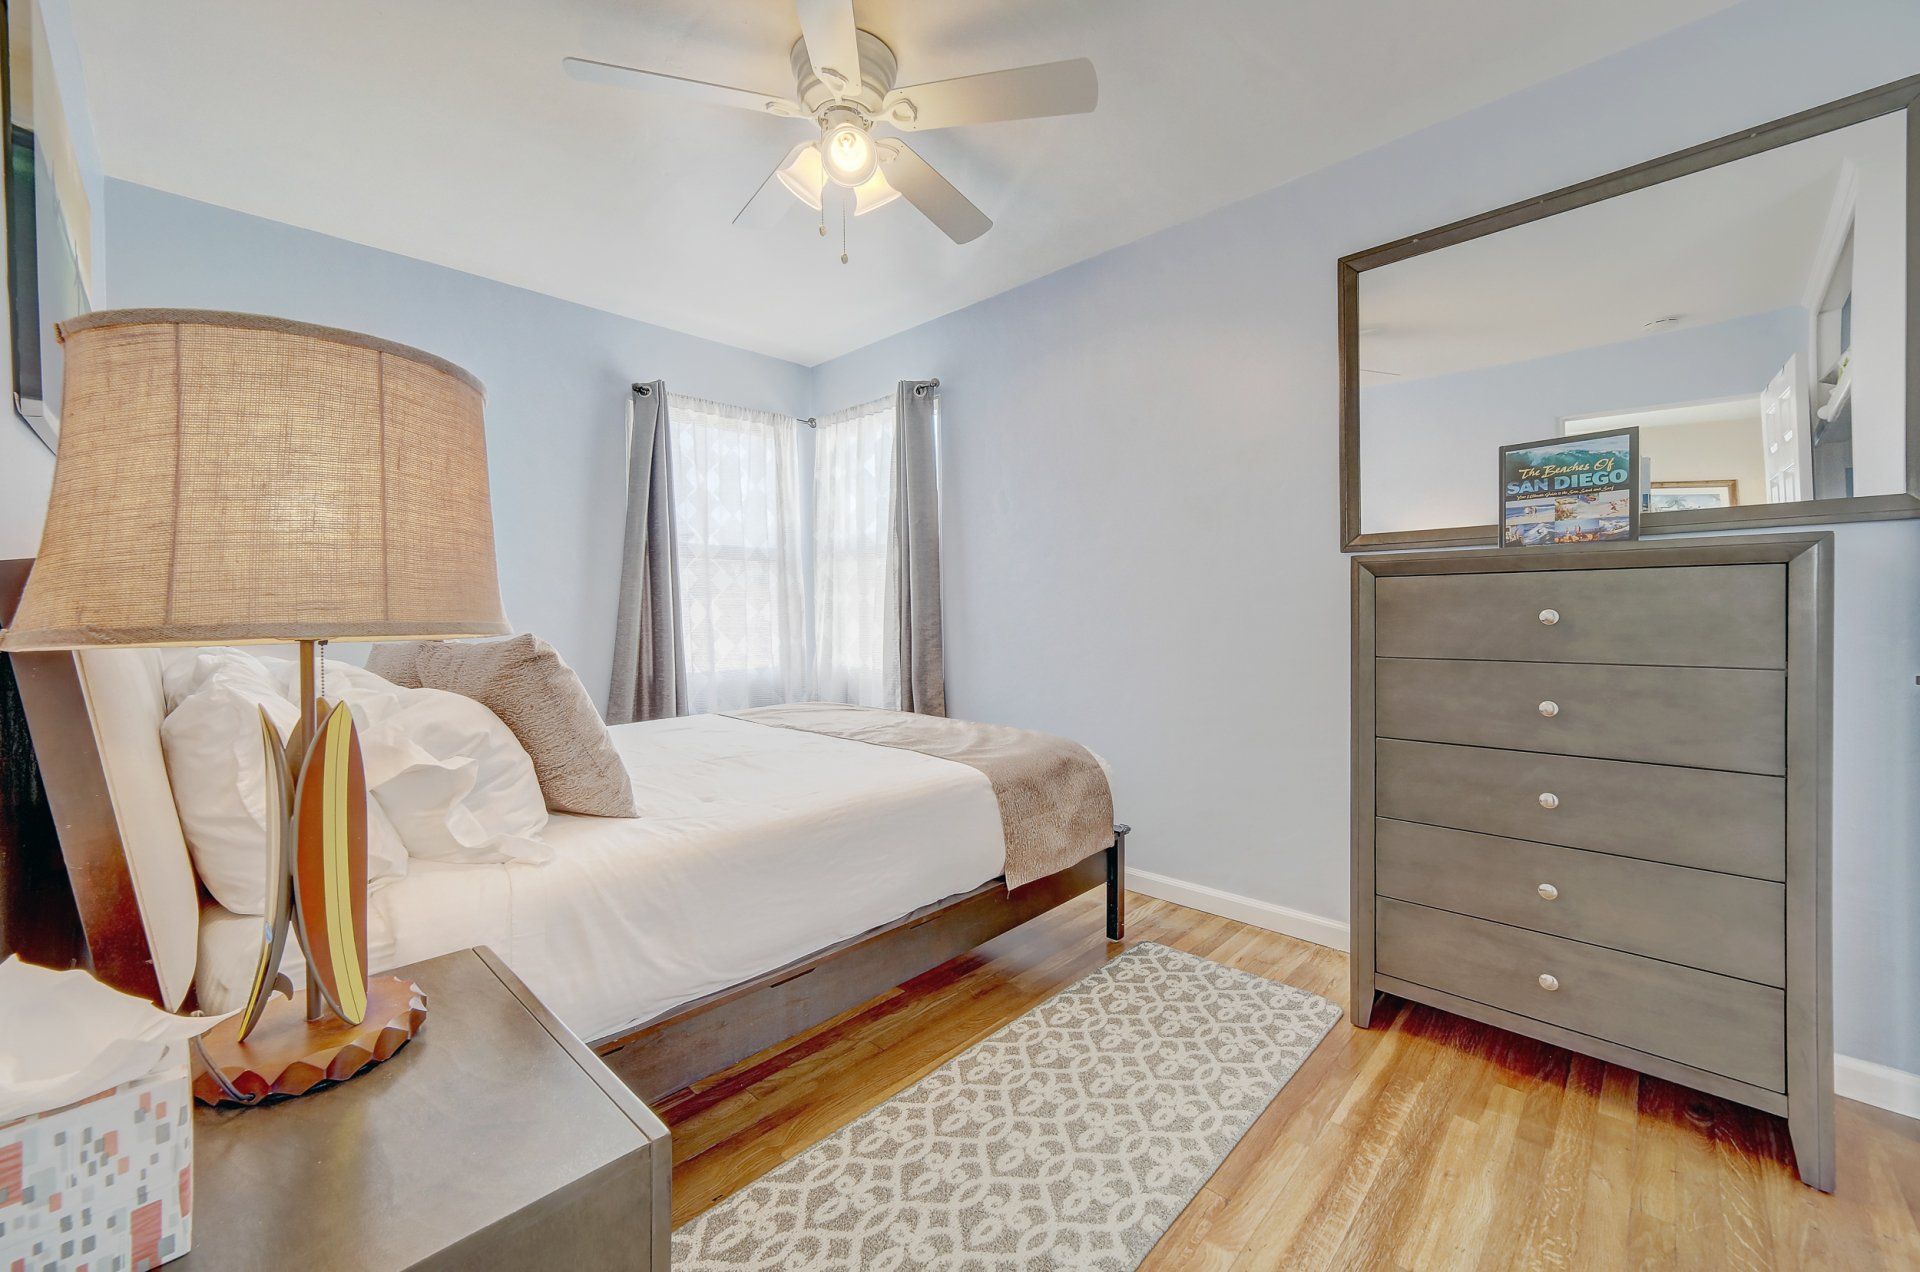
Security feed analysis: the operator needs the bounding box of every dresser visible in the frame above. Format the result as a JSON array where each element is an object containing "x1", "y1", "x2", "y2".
[{"x1": 1350, "y1": 535, "x2": 1833, "y2": 1190}]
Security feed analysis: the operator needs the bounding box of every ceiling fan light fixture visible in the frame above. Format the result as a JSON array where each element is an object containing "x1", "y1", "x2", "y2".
[
  {"x1": 853, "y1": 169, "x2": 900, "y2": 215},
  {"x1": 776, "y1": 142, "x2": 827, "y2": 210},
  {"x1": 820, "y1": 111, "x2": 877, "y2": 186}
]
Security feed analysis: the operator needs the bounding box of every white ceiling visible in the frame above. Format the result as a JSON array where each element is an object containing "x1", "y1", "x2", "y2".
[
  {"x1": 71, "y1": 0, "x2": 1739, "y2": 366},
  {"x1": 1359, "y1": 112, "x2": 1905, "y2": 384}
]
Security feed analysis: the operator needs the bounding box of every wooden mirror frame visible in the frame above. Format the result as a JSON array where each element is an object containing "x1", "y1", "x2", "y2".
[
  {"x1": 1339, "y1": 73, "x2": 1920, "y2": 552},
  {"x1": 1, "y1": 0, "x2": 50, "y2": 450}
]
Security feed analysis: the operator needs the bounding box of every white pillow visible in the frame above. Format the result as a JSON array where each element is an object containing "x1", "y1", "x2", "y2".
[
  {"x1": 162, "y1": 655, "x2": 409, "y2": 916},
  {"x1": 352, "y1": 687, "x2": 551, "y2": 864},
  {"x1": 306, "y1": 658, "x2": 407, "y2": 716},
  {"x1": 159, "y1": 646, "x2": 286, "y2": 714}
]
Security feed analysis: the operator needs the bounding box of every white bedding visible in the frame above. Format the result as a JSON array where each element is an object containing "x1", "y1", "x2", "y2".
[{"x1": 198, "y1": 712, "x2": 1008, "y2": 1041}]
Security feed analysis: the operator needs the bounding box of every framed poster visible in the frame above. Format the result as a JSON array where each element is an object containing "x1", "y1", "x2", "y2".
[{"x1": 1499, "y1": 427, "x2": 1640, "y2": 546}]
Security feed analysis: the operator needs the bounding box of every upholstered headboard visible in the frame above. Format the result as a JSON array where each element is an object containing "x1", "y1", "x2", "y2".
[
  {"x1": 3, "y1": 558, "x2": 198, "y2": 1009},
  {"x1": 70, "y1": 649, "x2": 200, "y2": 1008}
]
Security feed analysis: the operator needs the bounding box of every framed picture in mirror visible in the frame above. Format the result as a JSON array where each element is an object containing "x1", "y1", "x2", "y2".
[
  {"x1": 1339, "y1": 73, "x2": 1920, "y2": 551},
  {"x1": 1650, "y1": 479, "x2": 1738, "y2": 512}
]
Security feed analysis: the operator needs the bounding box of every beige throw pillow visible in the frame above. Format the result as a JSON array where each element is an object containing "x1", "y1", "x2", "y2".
[
  {"x1": 412, "y1": 635, "x2": 638, "y2": 817},
  {"x1": 364, "y1": 641, "x2": 426, "y2": 689}
]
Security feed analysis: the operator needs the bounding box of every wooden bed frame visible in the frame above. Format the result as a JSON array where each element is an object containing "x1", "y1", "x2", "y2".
[
  {"x1": 595, "y1": 835, "x2": 1124, "y2": 1101},
  {"x1": 0, "y1": 556, "x2": 1127, "y2": 1104}
]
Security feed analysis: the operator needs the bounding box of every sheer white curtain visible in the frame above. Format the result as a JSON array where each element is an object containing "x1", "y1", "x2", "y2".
[
  {"x1": 669, "y1": 394, "x2": 808, "y2": 714},
  {"x1": 811, "y1": 396, "x2": 896, "y2": 708}
]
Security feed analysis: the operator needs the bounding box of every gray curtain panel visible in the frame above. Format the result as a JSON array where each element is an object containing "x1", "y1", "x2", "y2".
[
  {"x1": 887, "y1": 380, "x2": 947, "y2": 715},
  {"x1": 608, "y1": 381, "x2": 689, "y2": 723}
]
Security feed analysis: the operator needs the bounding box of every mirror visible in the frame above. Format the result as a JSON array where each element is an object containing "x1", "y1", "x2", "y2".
[
  {"x1": 3, "y1": 0, "x2": 94, "y2": 454},
  {"x1": 1340, "y1": 77, "x2": 1919, "y2": 550}
]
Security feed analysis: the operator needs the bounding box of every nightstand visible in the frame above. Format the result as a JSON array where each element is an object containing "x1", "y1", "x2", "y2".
[{"x1": 177, "y1": 947, "x2": 670, "y2": 1270}]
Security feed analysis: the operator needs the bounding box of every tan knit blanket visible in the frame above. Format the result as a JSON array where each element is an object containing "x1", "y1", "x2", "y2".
[{"x1": 729, "y1": 703, "x2": 1115, "y2": 889}]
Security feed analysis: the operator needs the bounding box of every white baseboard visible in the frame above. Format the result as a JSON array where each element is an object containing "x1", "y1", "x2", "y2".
[
  {"x1": 1836, "y1": 1054, "x2": 1920, "y2": 1120},
  {"x1": 1125, "y1": 868, "x2": 1349, "y2": 952},
  {"x1": 1123, "y1": 868, "x2": 1920, "y2": 1123}
]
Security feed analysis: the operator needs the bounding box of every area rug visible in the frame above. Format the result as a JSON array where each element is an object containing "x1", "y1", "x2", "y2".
[{"x1": 671, "y1": 941, "x2": 1342, "y2": 1270}]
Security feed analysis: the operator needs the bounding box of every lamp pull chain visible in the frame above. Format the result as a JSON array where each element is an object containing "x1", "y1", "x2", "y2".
[{"x1": 318, "y1": 639, "x2": 328, "y2": 704}]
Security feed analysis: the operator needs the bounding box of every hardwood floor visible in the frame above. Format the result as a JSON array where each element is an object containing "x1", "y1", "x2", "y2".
[{"x1": 659, "y1": 891, "x2": 1920, "y2": 1268}]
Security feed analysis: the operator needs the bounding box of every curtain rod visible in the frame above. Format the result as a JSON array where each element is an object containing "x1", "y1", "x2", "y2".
[
  {"x1": 634, "y1": 379, "x2": 939, "y2": 429},
  {"x1": 801, "y1": 380, "x2": 940, "y2": 427}
]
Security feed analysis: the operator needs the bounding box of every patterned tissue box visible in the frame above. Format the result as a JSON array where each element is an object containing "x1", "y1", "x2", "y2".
[{"x1": 0, "y1": 1061, "x2": 192, "y2": 1271}]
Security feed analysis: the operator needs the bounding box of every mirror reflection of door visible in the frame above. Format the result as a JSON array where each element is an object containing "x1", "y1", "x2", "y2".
[{"x1": 1762, "y1": 355, "x2": 1808, "y2": 504}]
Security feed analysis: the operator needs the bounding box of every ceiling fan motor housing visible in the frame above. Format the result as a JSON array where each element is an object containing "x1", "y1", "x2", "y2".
[{"x1": 790, "y1": 30, "x2": 898, "y2": 120}]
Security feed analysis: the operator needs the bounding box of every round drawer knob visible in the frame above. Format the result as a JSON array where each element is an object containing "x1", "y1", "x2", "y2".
[
  {"x1": 1538, "y1": 973, "x2": 1560, "y2": 992},
  {"x1": 1538, "y1": 700, "x2": 1560, "y2": 718},
  {"x1": 1537, "y1": 882, "x2": 1559, "y2": 901},
  {"x1": 1538, "y1": 608, "x2": 1560, "y2": 626},
  {"x1": 1538, "y1": 792, "x2": 1560, "y2": 810}
]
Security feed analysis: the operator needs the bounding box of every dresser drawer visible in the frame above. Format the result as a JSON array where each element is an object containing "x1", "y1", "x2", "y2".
[
  {"x1": 1375, "y1": 898, "x2": 1785, "y2": 1090},
  {"x1": 1375, "y1": 657, "x2": 1785, "y2": 774},
  {"x1": 1375, "y1": 819, "x2": 1784, "y2": 984},
  {"x1": 1374, "y1": 565, "x2": 1785, "y2": 668},
  {"x1": 1376, "y1": 739, "x2": 1785, "y2": 878}
]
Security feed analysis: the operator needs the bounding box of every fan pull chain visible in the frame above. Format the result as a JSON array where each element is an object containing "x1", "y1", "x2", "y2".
[
  {"x1": 841, "y1": 205, "x2": 849, "y2": 265},
  {"x1": 818, "y1": 202, "x2": 827, "y2": 237}
]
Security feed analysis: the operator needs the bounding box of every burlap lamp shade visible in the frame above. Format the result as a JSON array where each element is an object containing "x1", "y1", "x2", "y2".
[{"x1": 0, "y1": 309, "x2": 509, "y2": 650}]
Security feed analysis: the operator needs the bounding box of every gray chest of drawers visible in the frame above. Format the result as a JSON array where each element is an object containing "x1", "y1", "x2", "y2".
[{"x1": 1351, "y1": 534, "x2": 1833, "y2": 1190}]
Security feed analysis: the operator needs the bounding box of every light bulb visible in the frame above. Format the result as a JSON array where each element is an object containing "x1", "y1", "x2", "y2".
[{"x1": 822, "y1": 121, "x2": 876, "y2": 186}]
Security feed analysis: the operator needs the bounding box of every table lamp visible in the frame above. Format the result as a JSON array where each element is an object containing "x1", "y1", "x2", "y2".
[{"x1": 0, "y1": 308, "x2": 508, "y2": 1102}]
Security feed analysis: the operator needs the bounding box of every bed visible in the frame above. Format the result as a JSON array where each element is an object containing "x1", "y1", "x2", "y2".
[{"x1": 1, "y1": 560, "x2": 1124, "y2": 1104}]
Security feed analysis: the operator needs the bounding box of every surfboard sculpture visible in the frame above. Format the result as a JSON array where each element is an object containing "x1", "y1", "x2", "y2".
[
  {"x1": 234, "y1": 707, "x2": 297, "y2": 1041},
  {"x1": 290, "y1": 700, "x2": 370, "y2": 1026},
  {"x1": 194, "y1": 649, "x2": 424, "y2": 1107}
]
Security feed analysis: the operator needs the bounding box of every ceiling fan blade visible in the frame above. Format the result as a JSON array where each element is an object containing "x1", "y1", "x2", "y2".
[
  {"x1": 793, "y1": 0, "x2": 861, "y2": 99},
  {"x1": 735, "y1": 143, "x2": 815, "y2": 229},
  {"x1": 878, "y1": 141, "x2": 991, "y2": 244},
  {"x1": 563, "y1": 56, "x2": 802, "y2": 117},
  {"x1": 882, "y1": 58, "x2": 1097, "y2": 131}
]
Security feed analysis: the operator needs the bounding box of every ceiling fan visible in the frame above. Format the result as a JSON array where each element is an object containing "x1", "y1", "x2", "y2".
[{"x1": 563, "y1": 0, "x2": 1098, "y2": 247}]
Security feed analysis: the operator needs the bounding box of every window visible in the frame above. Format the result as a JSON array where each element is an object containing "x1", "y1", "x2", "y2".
[
  {"x1": 811, "y1": 397, "x2": 896, "y2": 708},
  {"x1": 669, "y1": 395, "x2": 807, "y2": 714},
  {"x1": 667, "y1": 391, "x2": 921, "y2": 713}
]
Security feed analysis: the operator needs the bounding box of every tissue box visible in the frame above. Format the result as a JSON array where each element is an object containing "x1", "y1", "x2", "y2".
[{"x1": 0, "y1": 1061, "x2": 192, "y2": 1271}]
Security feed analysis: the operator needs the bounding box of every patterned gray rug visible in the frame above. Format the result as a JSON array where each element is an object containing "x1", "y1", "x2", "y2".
[{"x1": 672, "y1": 941, "x2": 1342, "y2": 1270}]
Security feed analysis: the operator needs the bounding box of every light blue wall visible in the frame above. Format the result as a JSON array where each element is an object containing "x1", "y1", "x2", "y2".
[
  {"x1": 102, "y1": 180, "x2": 811, "y2": 705},
  {"x1": 0, "y1": 386, "x2": 56, "y2": 557},
  {"x1": 1360, "y1": 306, "x2": 1806, "y2": 531},
  {"x1": 812, "y1": 0, "x2": 1920, "y2": 1073}
]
